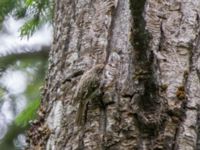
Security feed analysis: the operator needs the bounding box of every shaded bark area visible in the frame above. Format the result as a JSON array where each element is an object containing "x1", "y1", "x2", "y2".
[{"x1": 27, "y1": 0, "x2": 200, "y2": 150}]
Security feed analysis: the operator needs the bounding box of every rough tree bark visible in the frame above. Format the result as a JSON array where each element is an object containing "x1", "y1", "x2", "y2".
[{"x1": 27, "y1": 0, "x2": 200, "y2": 150}]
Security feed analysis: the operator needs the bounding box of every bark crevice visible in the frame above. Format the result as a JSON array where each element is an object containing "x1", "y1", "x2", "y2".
[{"x1": 130, "y1": 0, "x2": 165, "y2": 138}]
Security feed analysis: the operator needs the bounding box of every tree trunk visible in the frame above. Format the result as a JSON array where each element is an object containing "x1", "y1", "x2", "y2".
[{"x1": 27, "y1": 0, "x2": 200, "y2": 150}]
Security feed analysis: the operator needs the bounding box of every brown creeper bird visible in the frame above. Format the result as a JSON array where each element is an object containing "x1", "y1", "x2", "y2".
[{"x1": 73, "y1": 64, "x2": 104, "y2": 125}]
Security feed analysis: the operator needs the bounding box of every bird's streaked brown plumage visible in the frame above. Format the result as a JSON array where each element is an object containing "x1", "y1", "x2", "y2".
[{"x1": 73, "y1": 64, "x2": 104, "y2": 125}]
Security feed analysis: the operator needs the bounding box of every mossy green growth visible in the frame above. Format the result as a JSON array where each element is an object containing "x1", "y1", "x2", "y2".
[
  {"x1": 15, "y1": 99, "x2": 40, "y2": 127},
  {"x1": 133, "y1": 69, "x2": 151, "y2": 81}
]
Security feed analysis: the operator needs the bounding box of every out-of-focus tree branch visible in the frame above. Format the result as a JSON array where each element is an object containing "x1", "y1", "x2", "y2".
[{"x1": 0, "y1": 45, "x2": 49, "y2": 69}]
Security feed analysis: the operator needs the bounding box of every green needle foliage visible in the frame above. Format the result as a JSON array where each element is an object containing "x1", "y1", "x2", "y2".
[
  {"x1": 0, "y1": 0, "x2": 16, "y2": 23},
  {"x1": 0, "y1": 0, "x2": 54, "y2": 38}
]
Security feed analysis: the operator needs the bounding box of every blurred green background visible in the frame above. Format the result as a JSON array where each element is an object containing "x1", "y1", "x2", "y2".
[
  {"x1": 0, "y1": 0, "x2": 53, "y2": 149},
  {"x1": 0, "y1": 45, "x2": 49, "y2": 149}
]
